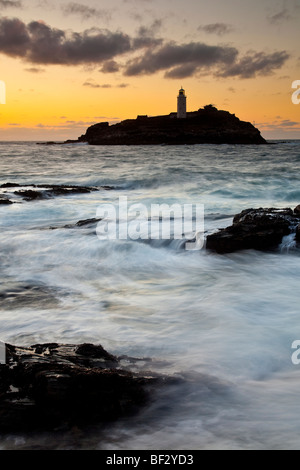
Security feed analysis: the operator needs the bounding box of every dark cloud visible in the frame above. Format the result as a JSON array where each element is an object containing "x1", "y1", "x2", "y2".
[
  {"x1": 0, "y1": 18, "x2": 30, "y2": 56},
  {"x1": 268, "y1": 9, "x2": 291, "y2": 24},
  {"x1": 100, "y1": 60, "x2": 120, "y2": 73},
  {"x1": 0, "y1": 16, "x2": 290, "y2": 81},
  {"x1": 0, "y1": 0, "x2": 22, "y2": 9},
  {"x1": 217, "y1": 51, "x2": 289, "y2": 78},
  {"x1": 198, "y1": 23, "x2": 234, "y2": 36},
  {"x1": 165, "y1": 63, "x2": 198, "y2": 79},
  {"x1": 62, "y1": 2, "x2": 111, "y2": 21},
  {"x1": 0, "y1": 17, "x2": 132, "y2": 64},
  {"x1": 124, "y1": 41, "x2": 238, "y2": 77},
  {"x1": 124, "y1": 40, "x2": 289, "y2": 79}
]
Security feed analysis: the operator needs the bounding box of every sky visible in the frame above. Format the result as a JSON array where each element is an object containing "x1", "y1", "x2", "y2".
[{"x1": 0, "y1": 0, "x2": 299, "y2": 140}]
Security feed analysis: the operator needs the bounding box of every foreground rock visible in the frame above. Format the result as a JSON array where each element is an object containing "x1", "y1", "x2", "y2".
[
  {"x1": 206, "y1": 207, "x2": 300, "y2": 254},
  {"x1": 0, "y1": 342, "x2": 166, "y2": 433},
  {"x1": 67, "y1": 105, "x2": 266, "y2": 146}
]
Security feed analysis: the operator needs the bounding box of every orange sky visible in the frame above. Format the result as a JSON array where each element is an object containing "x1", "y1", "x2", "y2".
[{"x1": 0, "y1": 0, "x2": 299, "y2": 140}]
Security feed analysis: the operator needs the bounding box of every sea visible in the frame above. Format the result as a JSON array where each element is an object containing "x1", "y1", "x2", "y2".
[{"x1": 0, "y1": 140, "x2": 300, "y2": 450}]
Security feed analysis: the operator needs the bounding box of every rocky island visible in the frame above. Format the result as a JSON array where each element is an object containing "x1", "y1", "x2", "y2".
[
  {"x1": 66, "y1": 105, "x2": 266, "y2": 146},
  {"x1": 64, "y1": 86, "x2": 266, "y2": 146}
]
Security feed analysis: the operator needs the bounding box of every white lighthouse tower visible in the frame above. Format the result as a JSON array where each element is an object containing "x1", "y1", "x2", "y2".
[{"x1": 177, "y1": 87, "x2": 186, "y2": 118}]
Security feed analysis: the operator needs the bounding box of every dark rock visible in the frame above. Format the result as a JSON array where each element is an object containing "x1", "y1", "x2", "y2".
[
  {"x1": 72, "y1": 217, "x2": 102, "y2": 227},
  {"x1": 75, "y1": 343, "x2": 117, "y2": 362},
  {"x1": 0, "y1": 197, "x2": 13, "y2": 205},
  {"x1": 71, "y1": 106, "x2": 267, "y2": 146},
  {"x1": 36, "y1": 141, "x2": 62, "y2": 145},
  {"x1": 49, "y1": 217, "x2": 102, "y2": 230},
  {"x1": 0, "y1": 342, "x2": 164, "y2": 433},
  {"x1": 296, "y1": 224, "x2": 300, "y2": 242},
  {"x1": 0, "y1": 182, "x2": 21, "y2": 188},
  {"x1": 43, "y1": 186, "x2": 91, "y2": 196},
  {"x1": 206, "y1": 207, "x2": 300, "y2": 254},
  {"x1": 11, "y1": 184, "x2": 101, "y2": 201},
  {"x1": 14, "y1": 189, "x2": 44, "y2": 201},
  {"x1": 3, "y1": 183, "x2": 113, "y2": 204},
  {"x1": 294, "y1": 205, "x2": 300, "y2": 215}
]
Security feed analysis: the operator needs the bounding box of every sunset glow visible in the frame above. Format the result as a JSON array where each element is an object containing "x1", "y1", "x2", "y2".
[{"x1": 0, "y1": 0, "x2": 299, "y2": 140}]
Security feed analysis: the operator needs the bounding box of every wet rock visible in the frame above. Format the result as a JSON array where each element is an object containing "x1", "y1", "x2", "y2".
[
  {"x1": 70, "y1": 217, "x2": 102, "y2": 227},
  {"x1": 294, "y1": 205, "x2": 300, "y2": 215},
  {"x1": 49, "y1": 217, "x2": 102, "y2": 230},
  {"x1": 14, "y1": 189, "x2": 44, "y2": 201},
  {"x1": 8, "y1": 184, "x2": 102, "y2": 201},
  {"x1": 0, "y1": 182, "x2": 21, "y2": 188},
  {"x1": 36, "y1": 141, "x2": 62, "y2": 145},
  {"x1": 14, "y1": 186, "x2": 98, "y2": 201},
  {"x1": 0, "y1": 342, "x2": 165, "y2": 433},
  {"x1": 2, "y1": 183, "x2": 114, "y2": 203},
  {"x1": 296, "y1": 224, "x2": 300, "y2": 242},
  {"x1": 206, "y1": 207, "x2": 300, "y2": 254},
  {"x1": 0, "y1": 196, "x2": 13, "y2": 205}
]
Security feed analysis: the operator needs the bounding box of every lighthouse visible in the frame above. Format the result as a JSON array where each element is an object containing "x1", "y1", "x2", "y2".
[{"x1": 177, "y1": 87, "x2": 186, "y2": 118}]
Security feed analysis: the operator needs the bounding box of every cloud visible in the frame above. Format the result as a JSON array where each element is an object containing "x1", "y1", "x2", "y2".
[
  {"x1": 83, "y1": 81, "x2": 129, "y2": 88},
  {"x1": 62, "y1": 2, "x2": 111, "y2": 22},
  {"x1": 124, "y1": 41, "x2": 239, "y2": 77},
  {"x1": 0, "y1": 16, "x2": 290, "y2": 80},
  {"x1": 198, "y1": 23, "x2": 234, "y2": 36},
  {"x1": 0, "y1": 18, "x2": 30, "y2": 56},
  {"x1": 0, "y1": 0, "x2": 22, "y2": 9},
  {"x1": 83, "y1": 81, "x2": 111, "y2": 88},
  {"x1": 280, "y1": 119, "x2": 299, "y2": 127},
  {"x1": 100, "y1": 60, "x2": 120, "y2": 73},
  {"x1": 132, "y1": 20, "x2": 163, "y2": 48},
  {"x1": 268, "y1": 8, "x2": 291, "y2": 25},
  {"x1": 124, "y1": 41, "x2": 289, "y2": 79},
  {"x1": 0, "y1": 17, "x2": 131, "y2": 64},
  {"x1": 258, "y1": 119, "x2": 300, "y2": 132},
  {"x1": 24, "y1": 67, "x2": 45, "y2": 73},
  {"x1": 217, "y1": 50, "x2": 290, "y2": 78}
]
